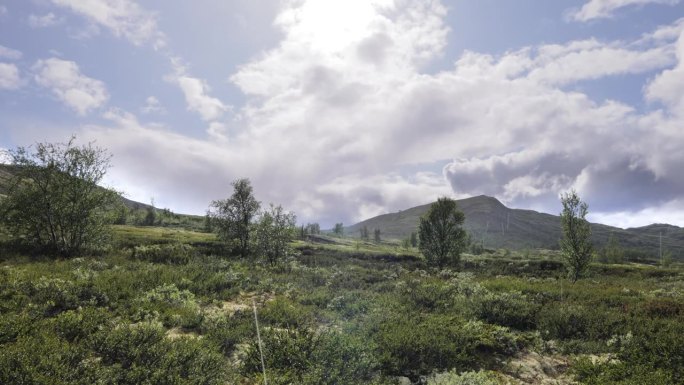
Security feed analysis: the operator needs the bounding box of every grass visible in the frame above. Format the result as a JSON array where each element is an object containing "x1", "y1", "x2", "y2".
[{"x1": 1, "y1": 228, "x2": 683, "y2": 384}]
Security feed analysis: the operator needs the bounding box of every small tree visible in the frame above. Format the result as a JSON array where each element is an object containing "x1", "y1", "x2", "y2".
[
  {"x1": 559, "y1": 190, "x2": 593, "y2": 283},
  {"x1": 306, "y1": 223, "x2": 320, "y2": 235},
  {"x1": 418, "y1": 197, "x2": 467, "y2": 269},
  {"x1": 410, "y1": 231, "x2": 418, "y2": 248},
  {"x1": 210, "y1": 178, "x2": 260, "y2": 258},
  {"x1": 360, "y1": 225, "x2": 369, "y2": 241},
  {"x1": 373, "y1": 228, "x2": 381, "y2": 243},
  {"x1": 333, "y1": 223, "x2": 344, "y2": 236},
  {"x1": 600, "y1": 233, "x2": 623, "y2": 264},
  {"x1": 0, "y1": 137, "x2": 120, "y2": 256},
  {"x1": 254, "y1": 204, "x2": 297, "y2": 265}
]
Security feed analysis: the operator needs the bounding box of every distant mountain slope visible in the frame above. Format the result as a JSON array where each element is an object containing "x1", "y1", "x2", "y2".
[{"x1": 346, "y1": 195, "x2": 684, "y2": 257}]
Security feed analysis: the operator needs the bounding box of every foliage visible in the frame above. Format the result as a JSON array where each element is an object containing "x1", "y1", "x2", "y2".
[
  {"x1": 209, "y1": 178, "x2": 260, "y2": 258},
  {"x1": 410, "y1": 231, "x2": 418, "y2": 247},
  {"x1": 419, "y1": 197, "x2": 467, "y2": 268},
  {"x1": 559, "y1": 190, "x2": 593, "y2": 282},
  {"x1": 599, "y1": 233, "x2": 624, "y2": 264},
  {"x1": 360, "y1": 225, "x2": 370, "y2": 240},
  {"x1": 243, "y1": 328, "x2": 378, "y2": 385},
  {"x1": 131, "y1": 243, "x2": 196, "y2": 264},
  {"x1": 253, "y1": 203, "x2": 297, "y2": 264},
  {"x1": 374, "y1": 228, "x2": 381, "y2": 243},
  {"x1": 0, "y1": 137, "x2": 120, "y2": 256},
  {"x1": 333, "y1": 222, "x2": 344, "y2": 236}
]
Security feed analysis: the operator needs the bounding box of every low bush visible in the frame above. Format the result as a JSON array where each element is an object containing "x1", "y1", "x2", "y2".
[
  {"x1": 373, "y1": 313, "x2": 522, "y2": 379},
  {"x1": 131, "y1": 243, "x2": 196, "y2": 264},
  {"x1": 243, "y1": 328, "x2": 378, "y2": 385},
  {"x1": 475, "y1": 290, "x2": 539, "y2": 330}
]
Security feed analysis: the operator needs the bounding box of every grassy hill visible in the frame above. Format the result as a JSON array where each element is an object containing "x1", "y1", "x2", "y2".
[{"x1": 346, "y1": 195, "x2": 684, "y2": 258}]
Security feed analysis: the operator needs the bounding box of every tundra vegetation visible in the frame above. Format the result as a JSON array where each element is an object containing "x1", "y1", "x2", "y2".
[{"x1": 0, "y1": 141, "x2": 683, "y2": 384}]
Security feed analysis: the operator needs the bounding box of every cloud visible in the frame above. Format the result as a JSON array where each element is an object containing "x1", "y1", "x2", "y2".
[
  {"x1": 0, "y1": 63, "x2": 21, "y2": 90},
  {"x1": 173, "y1": 75, "x2": 227, "y2": 121},
  {"x1": 0, "y1": 6, "x2": 6, "y2": 16},
  {"x1": 49, "y1": 0, "x2": 165, "y2": 48},
  {"x1": 54, "y1": 1, "x2": 684, "y2": 228},
  {"x1": 141, "y1": 96, "x2": 165, "y2": 114},
  {"x1": 0, "y1": 45, "x2": 22, "y2": 60},
  {"x1": 33, "y1": 58, "x2": 109, "y2": 115},
  {"x1": 28, "y1": 12, "x2": 63, "y2": 28},
  {"x1": 569, "y1": 0, "x2": 680, "y2": 22}
]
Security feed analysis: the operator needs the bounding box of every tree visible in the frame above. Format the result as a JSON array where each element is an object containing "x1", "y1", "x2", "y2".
[
  {"x1": 210, "y1": 178, "x2": 260, "y2": 258},
  {"x1": 559, "y1": 190, "x2": 593, "y2": 283},
  {"x1": 306, "y1": 223, "x2": 320, "y2": 235},
  {"x1": 418, "y1": 197, "x2": 467, "y2": 269},
  {"x1": 360, "y1": 225, "x2": 369, "y2": 241},
  {"x1": 410, "y1": 231, "x2": 418, "y2": 248},
  {"x1": 0, "y1": 137, "x2": 120, "y2": 256},
  {"x1": 142, "y1": 198, "x2": 156, "y2": 226},
  {"x1": 254, "y1": 204, "x2": 297, "y2": 265},
  {"x1": 373, "y1": 228, "x2": 381, "y2": 243},
  {"x1": 600, "y1": 233, "x2": 623, "y2": 264},
  {"x1": 333, "y1": 223, "x2": 344, "y2": 236}
]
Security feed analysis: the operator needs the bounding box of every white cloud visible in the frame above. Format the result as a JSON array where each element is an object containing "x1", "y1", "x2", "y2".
[
  {"x1": 28, "y1": 12, "x2": 63, "y2": 28},
  {"x1": 591, "y1": 199, "x2": 684, "y2": 228},
  {"x1": 141, "y1": 96, "x2": 165, "y2": 114},
  {"x1": 0, "y1": 45, "x2": 22, "y2": 60},
  {"x1": 174, "y1": 75, "x2": 227, "y2": 121},
  {"x1": 50, "y1": 0, "x2": 165, "y2": 48},
  {"x1": 569, "y1": 0, "x2": 680, "y2": 22},
  {"x1": 44, "y1": 2, "x2": 684, "y2": 227},
  {"x1": 33, "y1": 58, "x2": 109, "y2": 115},
  {"x1": 0, "y1": 63, "x2": 21, "y2": 90}
]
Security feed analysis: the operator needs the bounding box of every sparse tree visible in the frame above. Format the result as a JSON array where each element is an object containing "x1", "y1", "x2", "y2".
[
  {"x1": 0, "y1": 137, "x2": 120, "y2": 256},
  {"x1": 333, "y1": 222, "x2": 344, "y2": 236},
  {"x1": 374, "y1": 228, "x2": 381, "y2": 243},
  {"x1": 559, "y1": 190, "x2": 593, "y2": 283},
  {"x1": 401, "y1": 237, "x2": 411, "y2": 250},
  {"x1": 601, "y1": 233, "x2": 623, "y2": 264},
  {"x1": 203, "y1": 211, "x2": 213, "y2": 233},
  {"x1": 306, "y1": 222, "x2": 320, "y2": 235},
  {"x1": 360, "y1": 225, "x2": 369, "y2": 241},
  {"x1": 143, "y1": 198, "x2": 156, "y2": 226},
  {"x1": 210, "y1": 178, "x2": 260, "y2": 258},
  {"x1": 410, "y1": 231, "x2": 418, "y2": 248},
  {"x1": 254, "y1": 204, "x2": 297, "y2": 265},
  {"x1": 418, "y1": 197, "x2": 467, "y2": 269}
]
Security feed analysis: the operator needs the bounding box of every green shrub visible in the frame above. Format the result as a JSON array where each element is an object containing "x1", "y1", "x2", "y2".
[
  {"x1": 259, "y1": 296, "x2": 315, "y2": 329},
  {"x1": 243, "y1": 328, "x2": 378, "y2": 385},
  {"x1": 538, "y1": 305, "x2": 590, "y2": 340},
  {"x1": 92, "y1": 320, "x2": 226, "y2": 385},
  {"x1": 135, "y1": 283, "x2": 201, "y2": 328},
  {"x1": 475, "y1": 291, "x2": 539, "y2": 330},
  {"x1": 201, "y1": 310, "x2": 255, "y2": 355},
  {"x1": 373, "y1": 313, "x2": 521, "y2": 378},
  {"x1": 54, "y1": 307, "x2": 109, "y2": 343},
  {"x1": 132, "y1": 243, "x2": 196, "y2": 264}
]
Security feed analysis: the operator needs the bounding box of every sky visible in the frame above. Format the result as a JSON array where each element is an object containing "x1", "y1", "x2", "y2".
[{"x1": 1, "y1": 0, "x2": 684, "y2": 229}]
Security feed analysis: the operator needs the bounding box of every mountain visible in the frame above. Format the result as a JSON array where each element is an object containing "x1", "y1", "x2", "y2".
[{"x1": 346, "y1": 195, "x2": 684, "y2": 258}]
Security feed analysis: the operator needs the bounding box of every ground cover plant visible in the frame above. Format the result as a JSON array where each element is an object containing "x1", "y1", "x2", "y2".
[{"x1": 1, "y1": 223, "x2": 682, "y2": 384}]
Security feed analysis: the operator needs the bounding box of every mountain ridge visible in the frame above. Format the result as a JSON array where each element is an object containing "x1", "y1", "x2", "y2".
[{"x1": 346, "y1": 195, "x2": 684, "y2": 258}]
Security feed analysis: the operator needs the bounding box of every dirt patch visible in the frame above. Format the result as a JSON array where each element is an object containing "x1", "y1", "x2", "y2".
[
  {"x1": 204, "y1": 291, "x2": 275, "y2": 317},
  {"x1": 165, "y1": 327, "x2": 200, "y2": 340},
  {"x1": 502, "y1": 351, "x2": 576, "y2": 385}
]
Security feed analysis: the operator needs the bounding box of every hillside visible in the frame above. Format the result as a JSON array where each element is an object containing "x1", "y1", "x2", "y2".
[{"x1": 346, "y1": 195, "x2": 684, "y2": 257}]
